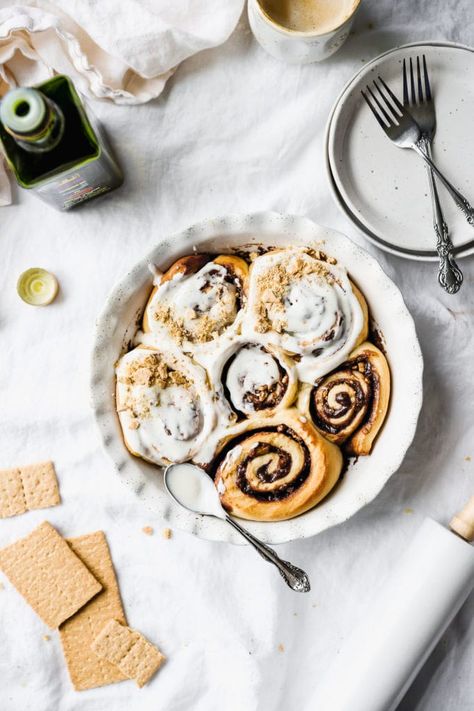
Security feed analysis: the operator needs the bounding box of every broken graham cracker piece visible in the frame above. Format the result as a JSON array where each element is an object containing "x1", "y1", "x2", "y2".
[
  {"x1": 92, "y1": 619, "x2": 165, "y2": 688},
  {"x1": 60, "y1": 532, "x2": 127, "y2": 691},
  {"x1": 0, "y1": 461, "x2": 60, "y2": 519},
  {"x1": 0, "y1": 522, "x2": 102, "y2": 628}
]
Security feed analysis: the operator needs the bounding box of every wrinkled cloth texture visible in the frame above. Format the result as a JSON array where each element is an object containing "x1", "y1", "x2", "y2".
[
  {"x1": 1, "y1": 1, "x2": 474, "y2": 710},
  {"x1": 0, "y1": 0, "x2": 245, "y2": 204}
]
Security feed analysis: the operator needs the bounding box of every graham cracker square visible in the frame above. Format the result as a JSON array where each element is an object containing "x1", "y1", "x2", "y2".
[
  {"x1": 92, "y1": 619, "x2": 165, "y2": 687},
  {"x1": 0, "y1": 461, "x2": 60, "y2": 519},
  {"x1": 0, "y1": 521, "x2": 102, "y2": 628},
  {"x1": 60, "y1": 531, "x2": 127, "y2": 691}
]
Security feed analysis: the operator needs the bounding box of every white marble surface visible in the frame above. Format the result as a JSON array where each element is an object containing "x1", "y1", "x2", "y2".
[{"x1": 0, "y1": 1, "x2": 473, "y2": 709}]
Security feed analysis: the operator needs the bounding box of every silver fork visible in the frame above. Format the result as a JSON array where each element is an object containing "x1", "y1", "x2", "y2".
[
  {"x1": 403, "y1": 55, "x2": 462, "y2": 294},
  {"x1": 361, "y1": 77, "x2": 474, "y2": 284}
]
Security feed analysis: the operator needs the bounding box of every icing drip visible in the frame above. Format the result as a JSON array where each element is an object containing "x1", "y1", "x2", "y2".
[
  {"x1": 150, "y1": 262, "x2": 239, "y2": 343},
  {"x1": 225, "y1": 344, "x2": 282, "y2": 414},
  {"x1": 243, "y1": 249, "x2": 364, "y2": 382},
  {"x1": 116, "y1": 347, "x2": 219, "y2": 466}
]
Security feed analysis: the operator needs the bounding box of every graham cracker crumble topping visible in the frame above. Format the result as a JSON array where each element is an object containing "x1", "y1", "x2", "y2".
[
  {"x1": 122, "y1": 353, "x2": 190, "y2": 390},
  {"x1": 119, "y1": 352, "x2": 193, "y2": 423},
  {"x1": 254, "y1": 255, "x2": 333, "y2": 333},
  {"x1": 153, "y1": 300, "x2": 234, "y2": 344}
]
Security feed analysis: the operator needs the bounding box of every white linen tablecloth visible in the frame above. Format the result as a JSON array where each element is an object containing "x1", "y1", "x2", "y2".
[{"x1": 1, "y1": 1, "x2": 473, "y2": 709}]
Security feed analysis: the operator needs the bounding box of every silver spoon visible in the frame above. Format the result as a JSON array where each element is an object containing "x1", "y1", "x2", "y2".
[{"x1": 164, "y1": 463, "x2": 310, "y2": 593}]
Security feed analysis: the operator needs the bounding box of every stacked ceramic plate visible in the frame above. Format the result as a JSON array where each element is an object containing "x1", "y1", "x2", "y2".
[{"x1": 325, "y1": 42, "x2": 474, "y2": 260}]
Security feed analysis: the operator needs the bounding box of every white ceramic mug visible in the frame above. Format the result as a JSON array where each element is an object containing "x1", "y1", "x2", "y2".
[{"x1": 247, "y1": 0, "x2": 361, "y2": 64}]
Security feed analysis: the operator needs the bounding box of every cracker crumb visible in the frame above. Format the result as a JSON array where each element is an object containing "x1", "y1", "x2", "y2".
[
  {"x1": 403, "y1": 507, "x2": 414, "y2": 515},
  {"x1": 465, "y1": 456, "x2": 471, "y2": 462},
  {"x1": 254, "y1": 252, "x2": 333, "y2": 333},
  {"x1": 129, "y1": 420, "x2": 140, "y2": 430},
  {"x1": 43, "y1": 634, "x2": 51, "y2": 641},
  {"x1": 142, "y1": 526, "x2": 154, "y2": 536},
  {"x1": 0, "y1": 582, "x2": 4, "y2": 590},
  {"x1": 162, "y1": 528, "x2": 172, "y2": 539},
  {"x1": 278, "y1": 644, "x2": 285, "y2": 653}
]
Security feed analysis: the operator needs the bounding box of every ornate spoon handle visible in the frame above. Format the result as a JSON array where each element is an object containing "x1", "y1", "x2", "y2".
[
  {"x1": 419, "y1": 137, "x2": 463, "y2": 294},
  {"x1": 225, "y1": 515, "x2": 311, "y2": 593}
]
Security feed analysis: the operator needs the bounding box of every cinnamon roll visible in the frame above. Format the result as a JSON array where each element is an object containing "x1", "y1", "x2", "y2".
[
  {"x1": 213, "y1": 409, "x2": 342, "y2": 521},
  {"x1": 212, "y1": 340, "x2": 298, "y2": 419},
  {"x1": 242, "y1": 248, "x2": 369, "y2": 382},
  {"x1": 116, "y1": 345, "x2": 219, "y2": 466},
  {"x1": 142, "y1": 254, "x2": 249, "y2": 355},
  {"x1": 299, "y1": 341, "x2": 390, "y2": 456}
]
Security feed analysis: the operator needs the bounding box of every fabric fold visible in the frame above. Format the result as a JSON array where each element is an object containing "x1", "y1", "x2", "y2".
[{"x1": 0, "y1": 0, "x2": 245, "y2": 204}]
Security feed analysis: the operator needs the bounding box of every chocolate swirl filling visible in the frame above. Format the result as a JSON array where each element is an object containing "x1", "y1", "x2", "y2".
[
  {"x1": 310, "y1": 355, "x2": 379, "y2": 438},
  {"x1": 214, "y1": 425, "x2": 311, "y2": 502},
  {"x1": 221, "y1": 344, "x2": 289, "y2": 417}
]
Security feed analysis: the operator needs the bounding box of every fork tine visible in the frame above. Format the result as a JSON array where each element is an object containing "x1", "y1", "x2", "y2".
[
  {"x1": 402, "y1": 58, "x2": 408, "y2": 105},
  {"x1": 409, "y1": 57, "x2": 416, "y2": 104},
  {"x1": 367, "y1": 85, "x2": 395, "y2": 125},
  {"x1": 376, "y1": 76, "x2": 404, "y2": 113},
  {"x1": 416, "y1": 56, "x2": 423, "y2": 103},
  {"x1": 373, "y1": 79, "x2": 401, "y2": 124},
  {"x1": 361, "y1": 89, "x2": 389, "y2": 129},
  {"x1": 422, "y1": 54, "x2": 432, "y2": 100}
]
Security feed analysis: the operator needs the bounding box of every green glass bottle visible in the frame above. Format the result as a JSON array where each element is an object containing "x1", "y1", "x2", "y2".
[{"x1": 0, "y1": 75, "x2": 123, "y2": 210}]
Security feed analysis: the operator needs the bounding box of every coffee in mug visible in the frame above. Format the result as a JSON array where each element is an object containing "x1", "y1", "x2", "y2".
[
  {"x1": 248, "y1": 0, "x2": 361, "y2": 64},
  {"x1": 258, "y1": 0, "x2": 359, "y2": 34}
]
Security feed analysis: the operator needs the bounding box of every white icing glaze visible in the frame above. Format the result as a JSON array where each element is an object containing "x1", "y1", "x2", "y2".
[
  {"x1": 116, "y1": 346, "x2": 223, "y2": 466},
  {"x1": 225, "y1": 344, "x2": 280, "y2": 414},
  {"x1": 243, "y1": 249, "x2": 364, "y2": 383},
  {"x1": 145, "y1": 262, "x2": 242, "y2": 354}
]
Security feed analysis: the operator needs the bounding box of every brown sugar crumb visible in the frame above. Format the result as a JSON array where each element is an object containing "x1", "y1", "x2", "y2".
[
  {"x1": 124, "y1": 352, "x2": 191, "y2": 390},
  {"x1": 403, "y1": 507, "x2": 414, "y2": 515},
  {"x1": 0, "y1": 582, "x2": 4, "y2": 591},
  {"x1": 142, "y1": 526, "x2": 154, "y2": 536},
  {"x1": 162, "y1": 528, "x2": 172, "y2": 540},
  {"x1": 43, "y1": 634, "x2": 51, "y2": 641},
  {"x1": 255, "y1": 254, "x2": 332, "y2": 333},
  {"x1": 278, "y1": 643, "x2": 285, "y2": 653},
  {"x1": 465, "y1": 456, "x2": 471, "y2": 462},
  {"x1": 153, "y1": 304, "x2": 188, "y2": 345}
]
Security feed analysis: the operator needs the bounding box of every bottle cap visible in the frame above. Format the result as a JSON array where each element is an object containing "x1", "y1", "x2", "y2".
[
  {"x1": 0, "y1": 88, "x2": 46, "y2": 134},
  {"x1": 17, "y1": 268, "x2": 59, "y2": 306}
]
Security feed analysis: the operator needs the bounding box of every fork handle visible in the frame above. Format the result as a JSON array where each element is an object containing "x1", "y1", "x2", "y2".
[
  {"x1": 420, "y1": 139, "x2": 463, "y2": 295},
  {"x1": 414, "y1": 141, "x2": 474, "y2": 227}
]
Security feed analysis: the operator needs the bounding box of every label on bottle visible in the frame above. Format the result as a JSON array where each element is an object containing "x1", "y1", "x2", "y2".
[{"x1": 35, "y1": 148, "x2": 121, "y2": 210}]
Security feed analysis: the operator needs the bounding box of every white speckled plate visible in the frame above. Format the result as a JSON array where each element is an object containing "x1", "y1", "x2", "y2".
[
  {"x1": 327, "y1": 42, "x2": 474, "y2": 260},
  {"x1": 90, "y1": 212, "x2": 423, "y2": 544}
]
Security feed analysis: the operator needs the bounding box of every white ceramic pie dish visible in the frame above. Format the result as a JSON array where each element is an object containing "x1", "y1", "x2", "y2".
[{"x1": 90, "y1": 212, "x2": 423, "y2": 544}]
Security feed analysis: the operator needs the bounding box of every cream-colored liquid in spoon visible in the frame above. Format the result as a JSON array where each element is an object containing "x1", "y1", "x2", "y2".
[
  {"x1": 165, "y1": 462, "x2": 224, "y2": 517},
  {"x1": 259, "y1": 0, "x2": 358, "y2": 34}
]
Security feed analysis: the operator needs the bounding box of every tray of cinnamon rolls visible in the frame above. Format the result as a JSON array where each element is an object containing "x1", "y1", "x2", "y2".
[
  {"x1": 92, "y1": 213, "x2": 423, "y2": 542},
  {"x1": 115, "y1": 244, "x2": 391, "y2": 523}
]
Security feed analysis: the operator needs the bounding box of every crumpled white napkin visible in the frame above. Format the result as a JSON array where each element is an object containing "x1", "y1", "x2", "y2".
[{"x1": 0, "y1": 0, "x2": 245, "y2": 205}]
